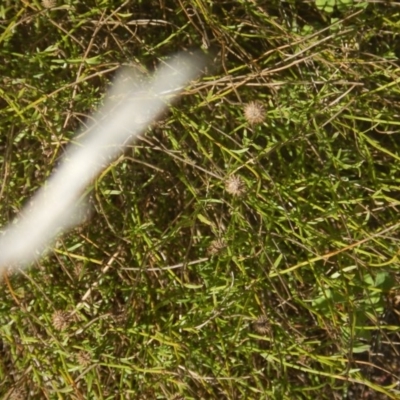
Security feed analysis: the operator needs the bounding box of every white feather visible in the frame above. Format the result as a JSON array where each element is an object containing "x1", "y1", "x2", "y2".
[{"x1": 0, "y1": 52, "x2": 204, "y2": 273}]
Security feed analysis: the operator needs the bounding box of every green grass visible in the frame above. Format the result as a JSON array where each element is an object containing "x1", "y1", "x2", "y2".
[{"x1": 1, "y1": 0, "x2": 400, "y2": 398}]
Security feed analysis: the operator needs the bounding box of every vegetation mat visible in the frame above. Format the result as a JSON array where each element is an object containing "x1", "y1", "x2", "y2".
[{"x1": 1, "y1": 0, "x2": 400, "y2": 399}]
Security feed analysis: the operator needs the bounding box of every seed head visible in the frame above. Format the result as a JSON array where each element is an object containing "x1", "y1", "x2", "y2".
[
  {"x1": 207, "y1": 238, "x2": 227, "y2": 256},
  {"x1": 52, "y1": 310, "x2": 71, "y2": 331},
  {"x1": 76, "y1": 350, "x2": 92, "y2": 367},
  {"x1": 225, "y1": 175, "x2": 246, "y2": 196},
  {"x1": 252, "y1": 315, "x2": 270, "y2": 335},
  {"x1": 389, "y1": 289, "x2": 400, "y2": 309},
  {"x1": 42, "y1": 0, "x2": 57, "y2": 8},
  {"x1": 8, "y1": 388, "x2": 27, "y2": 400},
  {"x1": 243, "y1": 101, "x2": 265, "y2": 125}
]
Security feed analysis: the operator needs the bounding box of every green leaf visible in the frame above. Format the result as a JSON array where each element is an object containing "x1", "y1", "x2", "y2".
[
  {"x1": 197, "y1": 213, "x2": 213, "y2": 226},
  {"x1": 316, "y1": 0, "x2": 335, "y2": 13}
]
